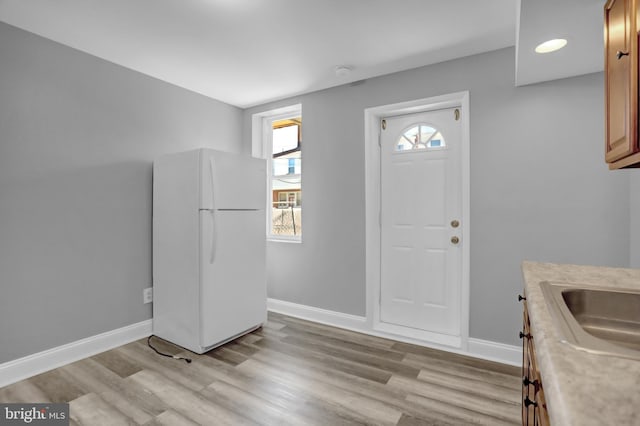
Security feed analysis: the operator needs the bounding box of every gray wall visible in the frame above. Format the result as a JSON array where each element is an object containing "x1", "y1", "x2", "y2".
[
  {"x1": 0, "y1": 22, "x2": 243, "y2": 363},
  {"x1": 243, "y1": 47, "x2": 630, "y2": 346},
  {"x1": 0, "y1": 18, "x2": 630, "y2": 361}
]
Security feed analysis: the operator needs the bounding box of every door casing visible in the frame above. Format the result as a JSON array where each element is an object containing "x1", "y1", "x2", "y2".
[{"x1": 364, "y1": 92, "x2": 470, "y2": 349}]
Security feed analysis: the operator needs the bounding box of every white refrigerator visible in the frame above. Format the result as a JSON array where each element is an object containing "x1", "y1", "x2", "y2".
[{"x1": 152, "y1": 148, "x2": 266, "y2": 354}]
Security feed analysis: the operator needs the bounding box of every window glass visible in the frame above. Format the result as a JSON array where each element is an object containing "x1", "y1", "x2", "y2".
[
  {"x1": 273, "y1": 125, "x2": 299, "y2": 153},
  {"x1": 395, "y1": 124, "x2": 446, "y2": 151},
  {"x1": 270, "y1": 117, "x2": 302, "y2": 238}
]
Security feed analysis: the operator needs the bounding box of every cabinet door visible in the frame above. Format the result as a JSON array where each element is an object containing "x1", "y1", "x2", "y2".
[{"x1": 605, "y1": 0, "x2": 638, "y2": 163}]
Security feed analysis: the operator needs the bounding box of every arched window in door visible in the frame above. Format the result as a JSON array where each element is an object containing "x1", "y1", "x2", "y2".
[{"x1": 395, "y1": 124, "x2": 446, "y2": 152}]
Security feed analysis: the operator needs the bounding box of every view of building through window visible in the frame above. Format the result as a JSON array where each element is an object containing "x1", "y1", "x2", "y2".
[
  {"x1": 395, "y1": 124, "x2": 445, "y2": 151},
  {"x1": 271, "y1": 117, "x2": 301, "y2": 237}
]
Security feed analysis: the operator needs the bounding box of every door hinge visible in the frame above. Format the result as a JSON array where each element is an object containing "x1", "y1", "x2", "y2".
[
  {"x1": 381, "y1": 119, "x2": 387, "y2": 130},
  {"x1": 454, "y1": 108, "x2": 461, "y2": 120}
]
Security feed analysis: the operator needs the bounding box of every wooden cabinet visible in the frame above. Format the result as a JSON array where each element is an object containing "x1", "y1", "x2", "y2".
[
  {"x1": 521, "y1": 296, "x2": 550, "y2": 426},
  {"x1": 605, "y1": 0, "x2": 640, "y2": 169}
]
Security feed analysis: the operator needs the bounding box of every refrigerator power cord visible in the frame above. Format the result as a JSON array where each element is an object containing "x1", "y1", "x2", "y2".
[{"x1": 147, "y1": 336, "x2": 192, "y2": 363}]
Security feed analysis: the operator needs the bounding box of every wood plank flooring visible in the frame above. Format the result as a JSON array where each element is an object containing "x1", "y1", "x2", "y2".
[{"x1": 0, "y1": 312, "x2": 521, "y2": 425}]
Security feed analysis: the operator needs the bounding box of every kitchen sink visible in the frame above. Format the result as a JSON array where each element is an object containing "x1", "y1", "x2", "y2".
[{"x1": 540, "y1": 281, "x2": 640, "y2": 360}]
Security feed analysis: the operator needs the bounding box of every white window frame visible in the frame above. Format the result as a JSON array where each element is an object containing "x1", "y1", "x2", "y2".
[{"x1": 251, "y1": 104, "x2": 302, "y2": 242}]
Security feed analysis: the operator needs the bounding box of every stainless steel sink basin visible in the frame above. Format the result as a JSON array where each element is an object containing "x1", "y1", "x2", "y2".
[{"x1": 540, "y1": 281, "x2": 640, "y2": 360}]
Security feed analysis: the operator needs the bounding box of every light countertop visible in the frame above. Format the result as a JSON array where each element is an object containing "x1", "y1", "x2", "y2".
[{"x1": 522, "y1": 261, "x2": 640, "y2": 426}]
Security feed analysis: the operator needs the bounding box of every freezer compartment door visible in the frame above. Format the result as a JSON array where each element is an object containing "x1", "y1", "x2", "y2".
[
  {"x1": 199, "y1": 209, "x2": 267, "y2": 348},
  {"x1": 200, "y1": 149, "x2": 266, "y2": 210}
]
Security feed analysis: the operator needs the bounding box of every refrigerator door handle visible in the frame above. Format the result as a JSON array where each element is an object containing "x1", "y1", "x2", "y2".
[
  {"x1": 207, "y1": 156, "x2": 217, "y2": 264},
  {"x1": 209, "y1": 209, "x2": 217, "y2": 264},
  {"x1": 209, "y1": 157, "x2": 216, "y2": 209}
]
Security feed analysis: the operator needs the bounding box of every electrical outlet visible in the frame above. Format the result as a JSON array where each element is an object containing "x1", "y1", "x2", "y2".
[{"x1": 143, "y1": 287, "x2": 153, "y2": 304}]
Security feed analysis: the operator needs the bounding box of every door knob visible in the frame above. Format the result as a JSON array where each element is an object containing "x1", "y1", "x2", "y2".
[
  {"x1": 451, "y1": 236, "x2": 459, "y2": 244},
  {"x1": 451, "y1": 220, "x2": 460, "y2": 228}
]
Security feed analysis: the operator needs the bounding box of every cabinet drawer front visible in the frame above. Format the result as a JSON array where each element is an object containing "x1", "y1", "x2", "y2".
[{"x1": 522, "y1": 298, "x2": 550, "y2": 426}]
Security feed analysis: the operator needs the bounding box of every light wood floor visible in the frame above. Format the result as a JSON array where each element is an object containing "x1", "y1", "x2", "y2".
[{"x1": 0, "y1": 312, "x2": 521, "y2": 425}]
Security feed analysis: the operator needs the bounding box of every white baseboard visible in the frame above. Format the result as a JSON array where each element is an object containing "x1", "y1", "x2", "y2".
[
  {"x1": 267, "y1": 298, "x2": 521, "y2": 367},
  {"x1": 467, "y1": 338, "x2": 522, "y2": 366},
  {"x1": 0, "y1": 319, "x2": 152, "y2": 388},
  {"x1": 267, "y1": 298, "x2": 367, "y2": 332}
]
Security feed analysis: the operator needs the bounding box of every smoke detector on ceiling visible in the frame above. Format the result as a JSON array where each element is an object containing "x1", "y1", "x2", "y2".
[{"x1": 335, "y1": 66, "x2": 352, "y2": 77}]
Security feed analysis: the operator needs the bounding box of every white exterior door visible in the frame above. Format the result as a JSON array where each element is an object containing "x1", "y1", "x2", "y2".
[{"x1": 380, "y1": 107, "x2": 463, "y2": 338}]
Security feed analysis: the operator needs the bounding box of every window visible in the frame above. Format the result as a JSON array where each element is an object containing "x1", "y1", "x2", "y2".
[
  {"x1": 395, "y1": 124, "x2": 446, "y2": 152},
  {"x1": 251, "y1": 104, "x2": 302, "y2": 241}
]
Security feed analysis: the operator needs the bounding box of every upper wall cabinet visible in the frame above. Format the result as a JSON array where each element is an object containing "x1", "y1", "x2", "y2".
[{"x1": 605, "y1": 0, "x2": 640, "y2": 169}]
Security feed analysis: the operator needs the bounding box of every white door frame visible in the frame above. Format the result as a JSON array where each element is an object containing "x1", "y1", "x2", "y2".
[{"x1": 364, "y1": 92, "x2": 470, "y2": 350}]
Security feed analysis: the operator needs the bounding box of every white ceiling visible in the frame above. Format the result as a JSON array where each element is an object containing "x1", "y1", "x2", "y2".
[{"x1": 0, "y1": 0, "x2": 605, "y2": 108}]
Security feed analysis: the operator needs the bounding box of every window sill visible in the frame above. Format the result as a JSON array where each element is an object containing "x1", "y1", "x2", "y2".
[{"x1": 268, "y1": 237, "x2": 302, "y2": 244}]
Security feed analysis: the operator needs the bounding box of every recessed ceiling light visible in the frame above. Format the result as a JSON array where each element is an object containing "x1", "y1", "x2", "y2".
[{"x1": 535, "y1": 39, "x2": 567, "y2": 54}]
